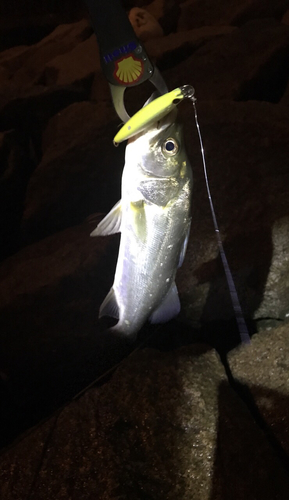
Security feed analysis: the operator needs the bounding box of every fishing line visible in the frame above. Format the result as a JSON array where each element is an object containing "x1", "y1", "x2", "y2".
[{"x1": 190, "y1": 95, "x2": 250, "y2": 345}]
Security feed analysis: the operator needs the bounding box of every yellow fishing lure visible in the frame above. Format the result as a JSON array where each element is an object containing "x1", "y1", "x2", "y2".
[{"x1": 113, "y1": 85, "x2": 195, "y2": 145}]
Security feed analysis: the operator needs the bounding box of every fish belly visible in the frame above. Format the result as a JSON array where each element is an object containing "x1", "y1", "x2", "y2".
[{"x1": 112, "y1": 200, "x2": 189, "y2": 336}]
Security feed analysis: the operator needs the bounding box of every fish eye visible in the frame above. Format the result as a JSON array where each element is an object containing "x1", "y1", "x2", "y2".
[{"x1": 161, "y1": 138, "x2": 179, "y2": 157}]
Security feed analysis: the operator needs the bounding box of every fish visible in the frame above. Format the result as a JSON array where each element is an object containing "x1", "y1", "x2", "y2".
[{"x1": 91, "y1": 104, "x2": 192, "y2": 339}]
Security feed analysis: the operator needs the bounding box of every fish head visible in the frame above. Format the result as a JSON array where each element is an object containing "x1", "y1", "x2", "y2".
[{"x1": 127, "y1": 109, "x2": 187, "y2": 179}]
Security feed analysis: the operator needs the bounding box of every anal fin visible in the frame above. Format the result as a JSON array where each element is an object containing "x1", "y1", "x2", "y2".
[
  {"x1": 149, "y1": 282, "x2": 180, "y2": 324},
  {"x1": 99, "y1": 288, "x2": 119, "y2": 319}
]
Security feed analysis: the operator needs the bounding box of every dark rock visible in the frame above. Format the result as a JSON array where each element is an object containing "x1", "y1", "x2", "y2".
[
  {"x1": 279, "y1": 64, "x2": 289, "y2": 107},
  {"x1": 43, "y1": 35, "x2": 100, "y2": 87},
  {"x1": 177, "y1": 0, "x2": 289, "y2": 30},
  {"x1": 1, "y1": 345, "x2": 289, "y2": 499},
  {"x1": 228, "y1": 324, "x2": 289, "y2": 457},
  {"x1": 0, "y1": 85, "x2": 92, "y2": 166},
  {"x1": 0, "y1": 45, "x2": 29, "y2": 72},
  {"x1": 0, "y1": 22, "x2": 55, "y2": 51},
  {"x1": 1, "y1": 0, "x2": 289, "y2": 491},
  {"x1": 0, "y1": 20, "x2": 92, "y2": 87},
  {"x1": 283, "y1": 9, "x2": 289, "y2": 24},
  {"x1": 0, "y1": 20, "x2": 94, "y2": 145},
  {"x1": 123, "y1": 0, "x2": 154, "y2": 9},
  {"x1": 176, "y1": 100, "x2": 289, "y2": 332},
  {"x1": 146, "y1": 0, "x2": 181, "y2": 35},
  {"x1": 21, "y1": 101, "x2": 123, "y2": 242},
  {"x1": 145, "y1": 26, "x2": 236, "y2": 70},
  {"x1": 165, "y1": 19, "x2": 289, "y2": 103},
  {"x1": 0, "y1": 0, "x2": 89, "y2": 50},
  {"x1": 0, "y1": 220, "x2": 130, "y2": 447},
  {"x1": 252, "y1": 217, "x2": 289, "y2": 322},
  {"x1": 0, "y1": 16, "x2": 69, "y2": 52},
  {"x1": 0, "y1": 130, "x2": 33, "y2": 259}
]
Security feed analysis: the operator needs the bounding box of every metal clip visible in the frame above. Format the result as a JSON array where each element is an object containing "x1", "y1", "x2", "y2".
[{"x1": 179, "y1": 85, "x2": 196, "y2": 102}]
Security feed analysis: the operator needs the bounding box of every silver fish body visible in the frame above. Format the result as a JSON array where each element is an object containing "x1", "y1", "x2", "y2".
[{"x1": 91, "y1": 108, "x2": 192, "y2": 338}]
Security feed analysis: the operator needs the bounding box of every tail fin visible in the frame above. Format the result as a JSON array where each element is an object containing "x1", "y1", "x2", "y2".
[{"x1": 107, "y1": 322, "x2": 137, "y2": 343}]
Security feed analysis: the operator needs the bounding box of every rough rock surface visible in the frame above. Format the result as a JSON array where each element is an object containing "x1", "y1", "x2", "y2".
[
  {"x1": 1, "y1": 345, "x2": 289, "y2": 500},
  {"x1": 166, "y1": 18, "x2": 289, "y2": 101},
  {"x1": 0, "y1": 20, "x2": 92, "y2": 88},
  {"x1": 0, "y1": 84, "x2": 91, "y2": 135},
  {"x1": 0, "y1": 130, "x2": 32, "y2": 259},
  {"x1": 228, "y1": 325, "x2": 289, "y2": 456},
  {"x1": 145, "y1": 26, "x2": 236, "y2": 67},
  {"x1": 177, "y1": 0, "x2": 289, "y2": 30},
  {"x1": 1, "y1": 1, "x2": 289, "y2": 497},
  {"x1": 283, "y1": 8, "x2": 289, "y2": 25},
  {"x1": 145, "y1": 0, "x2": 181, "y2": 34},
  {"x1": 44, "y1": 35, "x2": 100, "y2": 87},
  {"x1": 176, "y1": 100, "x2": 289, "y2": 329},
  {"x1": 21, "y1": 102, "x2": 123, "y2": 241},
  {"x1": 0, "y1": 221, "x2": 130, "y2": 448}
]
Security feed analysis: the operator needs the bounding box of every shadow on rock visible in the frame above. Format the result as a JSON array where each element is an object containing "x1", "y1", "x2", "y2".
[
  {"x1": 210, "y1": 380, "x2": 289, "y2": 500},
  {"x1": 199, "y1": 226, "x2": 273, "y2": 351},
  {"x1": 1, "y1": 344, "x2": 289, "y2": 499}
]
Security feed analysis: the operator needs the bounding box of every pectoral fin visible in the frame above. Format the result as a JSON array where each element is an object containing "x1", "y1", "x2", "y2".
[
  {"x1": 90, "y1": 200, "x2": 122, "y2": 236},
  {"x1": 149, "y1": 282, "x2": 180, "y2": 324},
  {"x1": 99, "y1": 288, "x2": 119, "y2": 319}
]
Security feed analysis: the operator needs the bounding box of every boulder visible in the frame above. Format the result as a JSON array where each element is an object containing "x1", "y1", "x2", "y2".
[
  {"x1": 282, "y1": 9, "x2": 289, "y2": 24},
  {"x1": 253, "y1": 217, "x2": 289, "y2": 324},
  {"x1": 44, "y1": 35, "x2": 100, "y2": 87},
  {"x1": 1, "y1": 344, "x2": 289, "y2": 499},
  {"x1": 175, "y1": 100, "x2": 289, "y2": 333},
  {"x1": 0, "y1": 219, "x2": 129, "y2": 447},
  {"x1": 145, "y1": 0, "x2": 181, "y2": 35},
  {"x1": 280, "y1": 83, "x2": 289, "y2": 107},
  {"x1": 228, "y1": 324, "x2": 289, "y2": 455},
  {"x1": 0, "y1": 45, "x2": 29, "y2": 71},
  {"x1": 0, "y1": 84, "x2": 92, "y2": 162},
  {"x1": 177, "y1": 0, "x2": 289, "y2": 31},
  {"x1": 0, "y1": 130, "x2": 33, "y2": 259},
  {"x1": 21, "y1": 101, "x2": 123, "y2": 242},
  {"x1": 165, "y1": 19, "x2": 289, "y2": 102},
  {"x1": 0, "y1": 19, "x2": 92, "y2": 87},
  {"x1": 0, "y1": 19, "x2": 58, "y2": 51},
  {"x1": 145, "y1": 26, "x2": 236, "y2": 69}
]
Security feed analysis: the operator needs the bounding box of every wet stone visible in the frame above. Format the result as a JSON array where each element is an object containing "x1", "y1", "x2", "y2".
[
  {"x1": 1, "y1": 345, "x2": 289, "y2": 499},
  {"x1": 228, "y1": 324, "x2": 289, "y2": 456}
]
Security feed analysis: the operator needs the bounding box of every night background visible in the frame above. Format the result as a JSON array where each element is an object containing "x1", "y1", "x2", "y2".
[{"x1": 1, "y1": 0, "x2": 289, "y2": 498}]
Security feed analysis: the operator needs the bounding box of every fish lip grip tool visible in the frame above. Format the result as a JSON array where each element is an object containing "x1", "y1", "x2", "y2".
[
  {"x1": 84, "y1": 0, "x2": 168, "y2": 122},
  {"x1": 113, "y1": 85, "x2": 196, "y2": 144}
]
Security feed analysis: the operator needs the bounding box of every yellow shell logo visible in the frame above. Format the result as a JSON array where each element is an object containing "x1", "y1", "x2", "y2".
[{"x1": 114, "y1": 55, "x2": 143, "y2": 84}]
